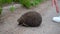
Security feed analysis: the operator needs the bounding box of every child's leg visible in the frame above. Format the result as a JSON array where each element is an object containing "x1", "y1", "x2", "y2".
[
  {"x1": 52, "y1": 0, "x2": 60, "y2": 23},
  {"x1": 52, "y1": 0, "x2": 54, "y2": 7},
  {"x1": 54, "y1": 0, "x2": 59, "y2": 13}
]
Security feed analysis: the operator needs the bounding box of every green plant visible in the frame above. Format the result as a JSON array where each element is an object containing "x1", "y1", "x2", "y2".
[
  {"x1": 0, "y1": 0, "x2": 20, "y2": 4},
  {"x1": 13, "y1": 0, "x2": 19, "y2": 3},
  {"x1": 6, "y1": 0, "x2": 13, "y2": 4},
  {"x1": 19, "y1": 0, "x2": 32, "y2": 8},
  {"x1": 0, "y1": 7, "x2": 2, "y2": 15},
  {"x1": 0, "y1": 0, "x2": 13, "y2": 5},
  {"x1": 19, "y1": 0, "x2": 43, "y2": 8},
  {"x1": 2, "y1": 0, "x2": 6, "y2": 4},
  {"x1": 10, "y1": 6, "x2": 15, "y2": 13},
  {"x1": 31, "y1": 0, "x2": 43, "y2": 6},
  {"x1": 0, "y1": 0, "x2": 2, "y2": 6}
]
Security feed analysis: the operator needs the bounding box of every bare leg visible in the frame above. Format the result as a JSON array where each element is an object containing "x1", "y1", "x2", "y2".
[
  {"x1": 54, "y1": 0, "x2": 59, "y2": 13},
  {"x1": 52, "y1": 0, "x2": 60, "y2": 23}
]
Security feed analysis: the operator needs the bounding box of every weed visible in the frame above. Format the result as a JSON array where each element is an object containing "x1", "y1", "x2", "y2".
[
  {"x1": 0, "y1": 7, "x2": 2, "y2": 15},
  {"x1": 19, "y1": 0, "x2": 43, "y2": 8},
  {"x1": 10, "y1": 6, "x2": 15, "y2": 13}
]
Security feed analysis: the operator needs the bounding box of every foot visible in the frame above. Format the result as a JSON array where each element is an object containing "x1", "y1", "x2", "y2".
[{"x1": 53, "y1": 16, "x2": 60, "y2": 23}]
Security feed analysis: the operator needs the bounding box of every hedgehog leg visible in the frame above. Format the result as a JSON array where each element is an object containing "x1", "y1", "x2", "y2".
[{"x1": 22, "y1": 23, "x2": 29, "y2": 27}]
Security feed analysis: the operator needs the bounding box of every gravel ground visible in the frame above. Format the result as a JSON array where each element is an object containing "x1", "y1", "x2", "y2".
[{"x1": 0, "y1": 0, "x2": 60, "y2": 34}]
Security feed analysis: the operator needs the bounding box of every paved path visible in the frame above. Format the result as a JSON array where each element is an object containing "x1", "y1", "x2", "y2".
[{"x1": 0, "y1": 0, "x2": 60, "y2": 34}]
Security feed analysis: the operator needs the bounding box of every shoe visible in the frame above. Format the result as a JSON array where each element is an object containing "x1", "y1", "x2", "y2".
[{"x1": 53, "y1": 16, "x2": 60, "y2": 23}]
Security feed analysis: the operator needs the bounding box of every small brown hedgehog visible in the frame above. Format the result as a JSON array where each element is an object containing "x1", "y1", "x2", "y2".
[{"x1": 17, "y1": 11, "x2": 42, "y2": 27}]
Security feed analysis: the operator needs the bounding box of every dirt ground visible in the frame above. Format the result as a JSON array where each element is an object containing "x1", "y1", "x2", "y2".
[{"x1": 0, "y1": 0, "x2": 60, "y2": 34}]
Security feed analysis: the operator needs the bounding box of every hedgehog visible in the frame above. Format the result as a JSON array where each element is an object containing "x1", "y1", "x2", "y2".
[{"x1": 17, "y1": 11, "x2": 42, "y2": 27}]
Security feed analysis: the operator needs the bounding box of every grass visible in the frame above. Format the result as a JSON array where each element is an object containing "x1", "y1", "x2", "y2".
[
  {"x1": 0, "y1": 0, "x2": 44, "y2": 8},
  {"x1": 0, "y1": 0, "x2": 13, "y2": 5},
  {"x1": 10, "y1": 6, "x2": 15, "y2": 13},
  {"x1": 13, "y1": 0, "x2": 19, "y2": 3},
  {"x1": 0, "y1": 0, "x2": 44, "y2": 15},
  {"x1": 19, "y1": 0, "x2": 44, "y2": 8},
  {"x1": 0, "y1": 7, "x2": 2, "y2": 15}
]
